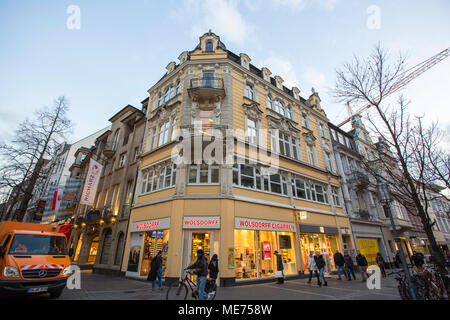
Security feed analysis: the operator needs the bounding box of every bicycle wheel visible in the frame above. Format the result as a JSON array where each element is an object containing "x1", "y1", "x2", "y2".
[{"x1": 166, "y1": 282, "x2": 188, "y2": 300}]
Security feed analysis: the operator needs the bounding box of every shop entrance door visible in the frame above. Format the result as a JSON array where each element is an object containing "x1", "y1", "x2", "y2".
[
  {"x1": 186, "y1": 231, "x2": 212, "y2": 281},
  {"x1": 140, "y1": 231, "x2": 165, "y2": 277}
]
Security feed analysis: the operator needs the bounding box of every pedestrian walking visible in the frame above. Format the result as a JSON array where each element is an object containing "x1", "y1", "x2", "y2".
[
  {"x1": 394, "y1": 251, "x2": 401, "y2": 268},
  {"x1": 307, "y1": 251, "x2": 321, "y2": 286},
  {"x1": 411, "y1": 251, "x2": 425, "y2": 271},
  {"x1": 186, "y1": 249, "x2": 208, "y2": 300},
  {"x1": 147, "y1": 251, "x2": 163, "y2": 291},
  {"x1": 376, "y1": 253, "x2": 386, "y2": 277},
  {"x1": 274, "y1": 250, "x2": 284, "y2": 284},
  {"x1": 333, "y1": 251, "x2": 347, "y2": 280},
  {"x1": 356, "y1": 251, "x2": 369, "y2": 282},
  {"x1": 322, "y1": 249, "x2": 331, "y2": 276},
  {"x1": 208, "y1": 254, "x2": 219, "y2": 280},
  {"x1": 344, "y1": 251, "x2": 356, "y2": 281},
  {"x1": 314, "y1": 251, "x2": 328, "y2": 287}
]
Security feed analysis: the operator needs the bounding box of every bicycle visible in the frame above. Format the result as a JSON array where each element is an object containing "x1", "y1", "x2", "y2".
[
  {"x1": 166, "y1": 270, "x2": 217, "y2": 300},
  {"x1": 388, "y1": 270, "x2": 415, "y2": 300}
]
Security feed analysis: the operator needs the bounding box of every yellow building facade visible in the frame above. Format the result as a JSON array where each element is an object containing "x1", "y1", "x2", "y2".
[{"x1": 121, "y1": 31, "x2": 355, "y2": 286}]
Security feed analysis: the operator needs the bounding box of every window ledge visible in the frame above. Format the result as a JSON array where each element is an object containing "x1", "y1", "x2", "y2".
[
  {"x1": 138, "y1": 186, "x2": 175, "y2": 197},
  {"x1": 233, "y1": 185, "x2": 290, "y2": 199}
]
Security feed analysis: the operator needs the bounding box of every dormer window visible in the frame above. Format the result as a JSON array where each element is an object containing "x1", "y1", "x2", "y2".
[
  {"x1": 243, "y1": 60, "x2": 248, "y2": 68},
  {"x1": 205, "y1": 40, "x2": 214, "y2": 52},
  {"x1": 264, "y1": 73, "x2": 269, "y2": 81}
]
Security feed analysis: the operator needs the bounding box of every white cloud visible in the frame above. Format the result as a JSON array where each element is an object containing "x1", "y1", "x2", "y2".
[
  {"x1": 303, "y1": 67, "x2": 328, "y2": 89},
  {"x1": 263, "y1": 57, "x2": 300, "y2": 88},
  {"x1": 174, "y1": 0, "x2": 256, "y2": 46},
  {"x1": 270, "y1": 0, "x2": 338, "y2": 11}
]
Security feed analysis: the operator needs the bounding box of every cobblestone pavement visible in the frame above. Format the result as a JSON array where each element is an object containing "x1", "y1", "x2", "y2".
[{"x1": 17, "y1": 270, "x2": 401, "y2": 300}]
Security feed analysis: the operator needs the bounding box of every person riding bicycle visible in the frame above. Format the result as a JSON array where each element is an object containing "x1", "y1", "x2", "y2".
[{"x1": 186, "y1": 249, "x2": 208, "y2": 300}]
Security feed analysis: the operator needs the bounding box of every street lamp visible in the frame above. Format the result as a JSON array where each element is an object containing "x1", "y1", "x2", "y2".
[{"x1": 376, "y1": 180, "x2": 417, "y2": 300}]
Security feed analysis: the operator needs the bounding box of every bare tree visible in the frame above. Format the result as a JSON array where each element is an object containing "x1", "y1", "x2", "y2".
[
  {"x1": 0, "y1": 96, "x2": 73, "y2": 221},
  {"x1": 334, "y1": 43, "x2": 448, "y2": 275}
]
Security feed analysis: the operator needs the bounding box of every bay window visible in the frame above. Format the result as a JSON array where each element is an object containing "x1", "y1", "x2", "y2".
[
  {"x1": 292, "y1": 178, "x2": 311, "y2": 200},
  {"x1": 140, "y1": 164, "x2": 176, "y2": 194},
  {"x1": 188, "y1": 164, "x2": 219, "y2": 184},
  {"x1": 233, "y1": 164, "x2": 288, "y2": 196}
]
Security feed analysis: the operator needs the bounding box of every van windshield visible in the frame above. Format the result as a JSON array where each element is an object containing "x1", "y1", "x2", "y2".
[{"x1": 9, "y1": 234, "x2": 67, "y2": 255}]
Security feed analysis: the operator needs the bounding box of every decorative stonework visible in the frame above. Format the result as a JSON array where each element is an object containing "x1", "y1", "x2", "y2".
[
  {"x1": 267, "y1": 114, "x2": 300, "y2": 138},
  {"x1": 243, "y1": 102, "x2": 263, "y2": 122},
  {"x1": 303, "y1": 131, "x2": 317, "y2": 147}
]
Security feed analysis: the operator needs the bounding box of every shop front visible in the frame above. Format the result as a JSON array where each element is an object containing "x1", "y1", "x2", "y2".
[
  {"x1": 125, "y1": 217, "x2": 170, "y2": 279},
  {"x1": 234, "y1": 217, "x2": 298, "y2": 281},
  {"x1": 180, "y1": 216, "x2": 220, "y2": 282},
  {"x1": 351, "y1": 222, "x2": 390, "y2": 266},
  {"x1": 298, "y1": 224, "x2": 341, "y2": 273}
]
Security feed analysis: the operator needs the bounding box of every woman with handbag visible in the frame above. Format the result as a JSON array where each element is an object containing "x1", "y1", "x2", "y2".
[{"x1": 274, "y1": 250, "x2": 284, "y2": 284}]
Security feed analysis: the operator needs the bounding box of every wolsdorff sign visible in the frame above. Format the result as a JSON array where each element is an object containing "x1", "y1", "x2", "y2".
[
  {"x1": 235, "y1": 217, "x2": 296, "y2": 232},
  {"x1": 130, "y1": 217, "x2": 171, "y2": 233},
  {"x1": 183, "y1": 216, "x2": 221, "y2": 229}
]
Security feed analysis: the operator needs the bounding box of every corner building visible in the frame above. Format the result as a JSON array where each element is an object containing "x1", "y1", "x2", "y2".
[{"x1": 122, "y1": 32, "x2": 355, "y2": 286}]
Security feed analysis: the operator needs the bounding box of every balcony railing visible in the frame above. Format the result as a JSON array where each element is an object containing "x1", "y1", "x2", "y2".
[
  {"x1": 190, "y1": 77, "x2": 224, "y2": 89},
  {"x1": 179, "y1": 124, "x2": 228, "y2": 137},
  {"x1": 348, "y1": 170, "x2": 370, "y2": 190},
  {"x1": 188, "y1": 77, "x2": 225, "y2": 100},
  {"x1": 102, "y1": 142, "x2": 116, "y2": 158}
]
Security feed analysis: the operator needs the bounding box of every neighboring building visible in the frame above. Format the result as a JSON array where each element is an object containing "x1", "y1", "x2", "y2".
[
  {"x1": 23, "y1": 143, "x2": 70, "y2": 222},
  {"x1": 421, "y1": 185, "x2": 450, "y2": 254},
  {"x1": 328, "y1": 122, "x2": 392, "y2": 266},
  {"x1": 22, "y1": 127, "x2": 111, "y2": 224},
  {"x1": 121, "y1": 31, "x2": 354, "y2": 286},
  {"x1": 69, "y1": 104, "x2": 146, "y2": 276}
]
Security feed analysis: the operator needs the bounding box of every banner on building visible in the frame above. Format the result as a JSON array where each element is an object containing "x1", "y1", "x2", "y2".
[
  {"x1": 42, "y1": 179, "x2": 82, "y2": 223},
  {"x1": 80, "y1": 158, "x2": 103, "y2": 206}
]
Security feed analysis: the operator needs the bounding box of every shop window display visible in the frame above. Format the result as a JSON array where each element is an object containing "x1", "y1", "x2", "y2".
[
  {"x1": 234, "y1": 230, "x2": 258, "y2": 280},
  {"x1": 300, "y1": 234, "x2": 338, "y2": 272},
  {"x1": 259, "y1": 231, "x2": 276, "y2": 277},
  {"x1": 278, "y1": 232, "x2": 297, "y2": 275},
  {"x1": 139, "y1": 230, "x2": 169, "y2": 277}
]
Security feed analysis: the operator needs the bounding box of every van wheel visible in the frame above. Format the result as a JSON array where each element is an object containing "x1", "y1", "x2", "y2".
[{"x1": 49, "y1": 288, "x2": 64, "y2": 299}]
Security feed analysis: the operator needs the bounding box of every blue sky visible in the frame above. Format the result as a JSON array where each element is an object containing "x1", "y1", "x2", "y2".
[{"x1": 1, "y1": 0, "x2": 449, "y2": 144}]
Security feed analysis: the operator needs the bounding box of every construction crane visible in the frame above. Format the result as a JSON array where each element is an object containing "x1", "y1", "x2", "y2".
[{"x1": 337, "y1": 46, "x2": 450, "y2": 128}]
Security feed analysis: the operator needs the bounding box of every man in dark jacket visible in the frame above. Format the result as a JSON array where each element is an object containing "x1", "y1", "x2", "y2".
[
  {"x1": 186, "y1": 249, "x2": 208, "y2": 300},
  {"x1": 344, "y1": 251, "x2": 356, "y2": 280},
  {"x1": 314, "y1": 252, "x2": 328, "y2": 287},
  {"x1": 147, "y1": 251, "x2": 163, "y2": 291},
  {"x1": 274, "y1": 251, "x2": 284, "y2": 284},
  {"x1": 333, "y1": 251, "x2": 347, "y2": 280},
  {"x1": 411, "y1": 251, "x2": 425, "y2": 270},
  {"x1": 356, "y1": 251, "x2": 369, "y2": 281}
]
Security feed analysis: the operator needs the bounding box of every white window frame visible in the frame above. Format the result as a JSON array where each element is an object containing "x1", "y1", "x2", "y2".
[
  {"x1": 119, "y1": 153, "x2": 127, "y2": 167},
  {"x1": 188, "y1": 164, "x2": 220, "y2": 185}
]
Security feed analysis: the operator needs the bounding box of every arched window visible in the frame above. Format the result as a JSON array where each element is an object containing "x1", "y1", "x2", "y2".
[
  {"x1": 114, "y1": 232, "x2": 126, "y2": 265},
  {"x1": 100, "y1": 229, "x2": 113, "y2": 265},
  {"x1": 112, "y1": 130, "x2": 120, "y2": 151},
  {"x1": 205, "y1": 40, "x2": 214, "y2": 52}
]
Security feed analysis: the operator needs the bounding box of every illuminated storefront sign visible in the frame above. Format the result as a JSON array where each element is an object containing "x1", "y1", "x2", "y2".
[
  {"x1": 235, "y1": 217, "x2": 296, "y2": 232},
  {"x1": 183, "y1": 216, "x2": 221, "y2": 229},
  {"x1": 130, "y1": 217, "x2": 170, "y2": 233}
]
